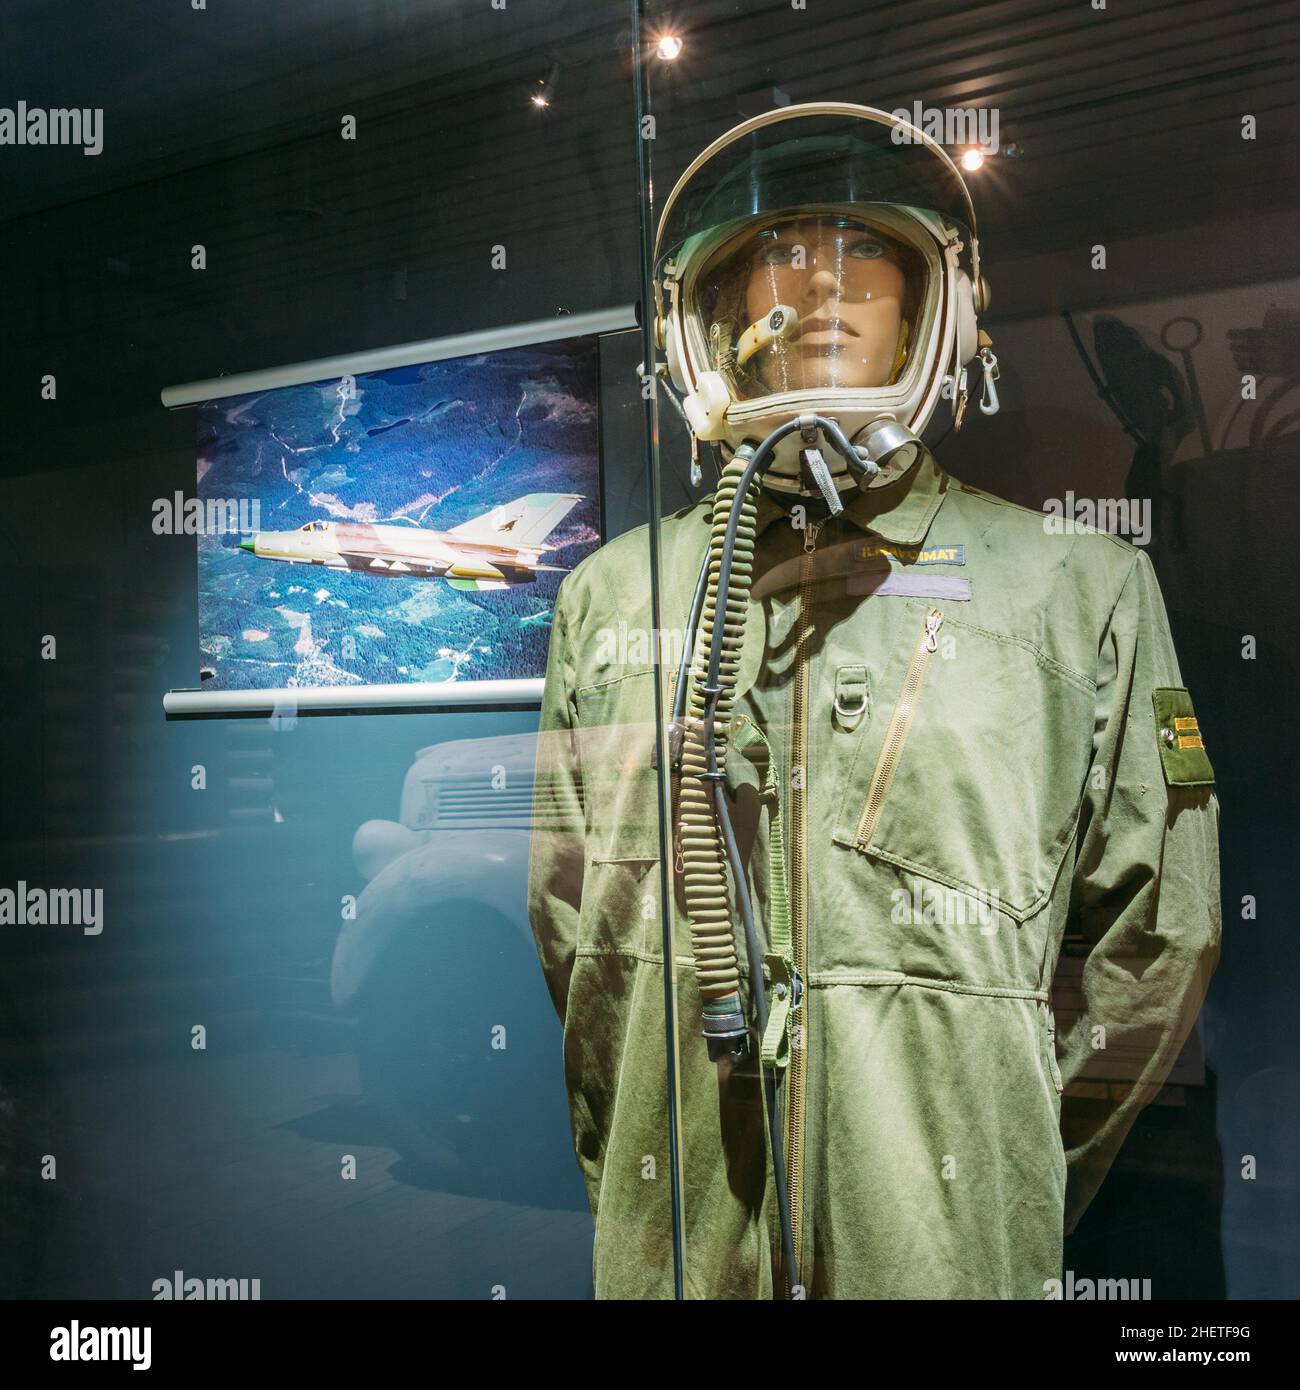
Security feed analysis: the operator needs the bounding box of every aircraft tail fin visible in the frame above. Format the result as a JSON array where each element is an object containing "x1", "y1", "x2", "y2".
[{"x1": 447, "y1": 493, "x2": 582, "y2": 548}]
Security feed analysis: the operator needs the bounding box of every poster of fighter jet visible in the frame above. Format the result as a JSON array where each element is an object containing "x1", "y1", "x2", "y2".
[{"x1": 195, "y1": 333, "x2": 601, "y2": 693}]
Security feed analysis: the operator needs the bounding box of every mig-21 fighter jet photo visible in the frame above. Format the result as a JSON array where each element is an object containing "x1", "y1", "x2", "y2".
[{"x1": 237, "y1": 492, "x2": 583, "y2": 591}]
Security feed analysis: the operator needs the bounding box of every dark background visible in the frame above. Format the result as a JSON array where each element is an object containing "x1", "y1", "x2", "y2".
[{"x1": 0, "y1": 0, "x2": 1296, "y2": 1298}]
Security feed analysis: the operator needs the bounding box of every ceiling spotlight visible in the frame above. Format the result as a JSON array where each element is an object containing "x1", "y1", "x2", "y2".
[
  {"x1": 960, "y1": 147, "x2": 985, "y2": 172},
  {"x1": 531, "y1": 61, "x2": 560, "y2": 110},
  {"x1": 656, "y1": 33, "x2": 684, "y2": 61}
]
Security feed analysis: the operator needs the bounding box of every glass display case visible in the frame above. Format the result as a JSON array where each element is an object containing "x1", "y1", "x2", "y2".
[
  {"x1": 0, "y1": 0, "x2": 1295, "y2": 1316},
  {"x1": 618, "y1": 0, "x2": 1294, "y2": 1301}
]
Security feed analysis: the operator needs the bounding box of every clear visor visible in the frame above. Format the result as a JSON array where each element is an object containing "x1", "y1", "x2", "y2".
[{"x1": 691, "y1": 214, "x2": 929, "y2": 401}]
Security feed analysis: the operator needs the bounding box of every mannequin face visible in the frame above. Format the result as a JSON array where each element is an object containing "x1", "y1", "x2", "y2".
[{"x1": 744, "y1": 219, "x2": 908, "y2": 390}]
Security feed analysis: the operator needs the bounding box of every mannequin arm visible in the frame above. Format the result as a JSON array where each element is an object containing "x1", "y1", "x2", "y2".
[
  {"x1": 1059, "y1": 547, "x2": 1222, "y2": 1235},
  {"x1": 527, "y1": 593, "x2": 586, "y2": 1023}
]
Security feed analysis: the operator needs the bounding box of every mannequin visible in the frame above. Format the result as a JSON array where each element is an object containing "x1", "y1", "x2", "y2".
[{"x1": 528, "y1": 103, "x2": 1222, "y2": 1301}]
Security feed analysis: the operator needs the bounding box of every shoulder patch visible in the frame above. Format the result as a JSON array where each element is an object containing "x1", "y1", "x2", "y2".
[{"x1": 1152, "y1": 687, "x2": 1215, "y2": 786}]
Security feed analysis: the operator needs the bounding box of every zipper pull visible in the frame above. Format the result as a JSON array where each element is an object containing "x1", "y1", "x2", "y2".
[
  {"x1": 803, "y1": 520, "x2": 822, "y2": 555},
  {"x1": 952, "y1": 367, "x2": 970, "y2": 432},
  {"x1": 924, "y1": 608, "x2": 944, "y2": 652}
]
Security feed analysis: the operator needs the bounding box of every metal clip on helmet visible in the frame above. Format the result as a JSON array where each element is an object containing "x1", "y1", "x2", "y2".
[{"x1": 651, "y1": 102, "x2": 996, "y2": 495}]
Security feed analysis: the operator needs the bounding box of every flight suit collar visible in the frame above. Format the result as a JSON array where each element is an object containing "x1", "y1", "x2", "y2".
[{"x1": 749, "y1": 444, "x2": 949, "y2": 547}]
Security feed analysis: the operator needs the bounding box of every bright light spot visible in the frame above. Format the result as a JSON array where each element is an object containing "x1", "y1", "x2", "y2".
[
  {"x1": 960, "y1": 148, "x2": 985, "y2": 172},
  {"x1": 656, "y1": 33, "x2": 684, "y2": 60},
  {"x1": 531, "y1": 93, "x2": 549, "y2": 108}
]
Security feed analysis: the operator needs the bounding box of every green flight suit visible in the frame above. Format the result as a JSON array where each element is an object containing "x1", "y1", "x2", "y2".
[{"x1": 528, "y1": 446, "x2": 1221, "y2": 1299}]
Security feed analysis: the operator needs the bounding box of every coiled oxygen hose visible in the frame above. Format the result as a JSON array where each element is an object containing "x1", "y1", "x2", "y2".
[
  {"x1": 677, "y1": 448, "x2": 759, "y2": 1047},
  {"x1": 672, "y1": 414, "x2": 878, "y2": 1299}
]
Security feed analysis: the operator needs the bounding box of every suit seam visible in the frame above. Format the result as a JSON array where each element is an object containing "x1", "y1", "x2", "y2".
[
  {"x1": 808, "y1": 972, "x2": 1048, "y2": 1000},
  {"x1": 941, "y1": 615, "x2": 1096, "y2": 693},
  {"x1": 572, "y1": 946, "x2": 1047, "y2": 999},
  {"x1": 575, "y1": 669, "x2": 654, "y2": 698}
]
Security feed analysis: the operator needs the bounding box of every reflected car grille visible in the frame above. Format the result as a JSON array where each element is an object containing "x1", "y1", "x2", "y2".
[{"x1": 408, "y1": 769, "x2": 584, "y2": 832}]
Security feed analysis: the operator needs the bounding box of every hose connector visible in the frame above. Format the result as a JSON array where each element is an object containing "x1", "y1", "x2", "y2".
[
  {"x1": 703, "y1": 995, "x2": 750, "y2": 1063},
  {"x1": 848, "y1": 416, "x2": 922, "y2": 484}
]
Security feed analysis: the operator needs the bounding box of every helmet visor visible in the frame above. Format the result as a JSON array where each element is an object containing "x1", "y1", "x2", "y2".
[
  {"x1": 655, "y1": 110, "x2": 972, "y2": 270},
  {"x1": 694, "y1": 213, "x2": 930, "y2": 399}
]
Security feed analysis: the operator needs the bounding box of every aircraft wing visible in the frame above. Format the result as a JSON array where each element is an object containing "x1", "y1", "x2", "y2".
[{"x1": 446, "y1": 493, "x2": 582, "y2": 549}]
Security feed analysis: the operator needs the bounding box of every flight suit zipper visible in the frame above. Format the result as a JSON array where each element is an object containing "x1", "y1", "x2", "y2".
[
  {"x1": 854, "y1": 608, "x2": 945, "y2": 851},
  {"x1": 786, "y1": 517, "x2": 820, "y2": 1289}
]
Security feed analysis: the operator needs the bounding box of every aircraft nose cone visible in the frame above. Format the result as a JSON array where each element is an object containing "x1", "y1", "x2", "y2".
[{"x1": 238, "y1": 539, "x2": 255, "y2": 552}]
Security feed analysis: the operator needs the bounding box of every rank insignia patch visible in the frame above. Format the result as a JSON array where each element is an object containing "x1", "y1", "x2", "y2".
[{"x1": 1152, "y1": 687, "x2": 1215, "y2": 786}]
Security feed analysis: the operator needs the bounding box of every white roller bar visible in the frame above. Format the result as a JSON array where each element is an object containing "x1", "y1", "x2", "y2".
[
  {"x1": 163, "y1": 679, "x2": 543, "y2": 717},
  {"x1": 161, "y1": 306, "x2": 637, "y2": 407}
]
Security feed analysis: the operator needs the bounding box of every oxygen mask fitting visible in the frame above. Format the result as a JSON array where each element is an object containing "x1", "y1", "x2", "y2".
[{"x1": 791, "y1": 412, "x2": 925, "y2": 512}]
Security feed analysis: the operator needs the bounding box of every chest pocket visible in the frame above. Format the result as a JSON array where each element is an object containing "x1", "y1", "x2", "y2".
[
  {"x1": 573, "y1": 670, "x2": 664, "y2": 860},
  {"x1": 831, "y1": 599, "x2": 1096, "y2": 922}
]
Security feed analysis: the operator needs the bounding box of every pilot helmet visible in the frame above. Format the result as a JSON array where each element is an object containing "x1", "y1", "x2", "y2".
[{"x1": 653, "y1": 102, "x2": 993, "y2": 494}]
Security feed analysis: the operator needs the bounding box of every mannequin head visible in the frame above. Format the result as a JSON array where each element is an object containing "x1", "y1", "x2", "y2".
[{"x1": 742, "y1": 217, "x2": 909, "y2": 391}]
